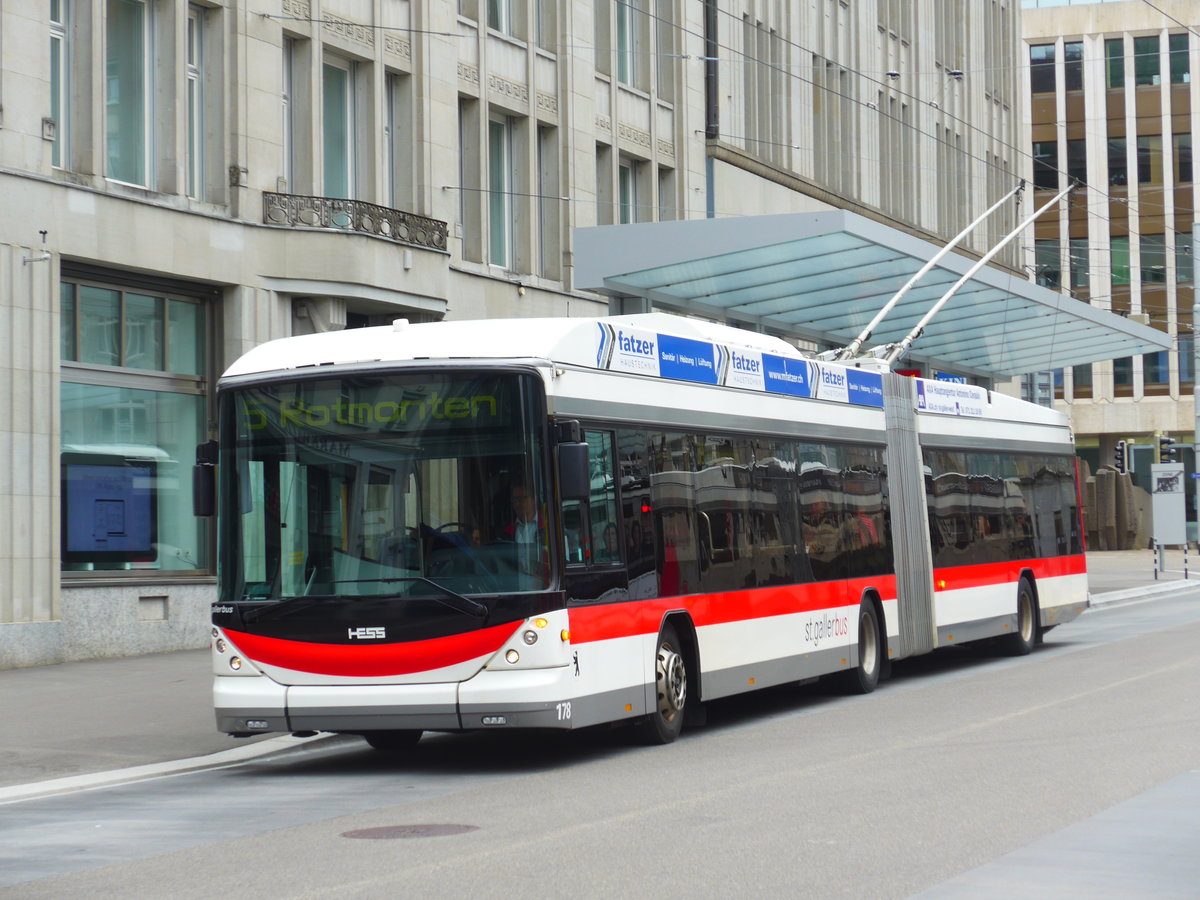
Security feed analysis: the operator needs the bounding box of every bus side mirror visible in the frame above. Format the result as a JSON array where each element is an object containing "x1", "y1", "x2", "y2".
[
  {"x1": 193, "y1": 440, "x2": 218, "y2": 517},
  {"x1": 558, "y1": 442, "x2": 589, "y2": 502}
]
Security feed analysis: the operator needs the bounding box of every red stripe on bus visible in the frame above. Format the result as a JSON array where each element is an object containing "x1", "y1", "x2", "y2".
[
  {"x1": 224, "y1": 622, "x2": 520, "y2": 678},
  {"x1": 932, "y1": 554, "x2": 1086, "y2": 591},
  {"x1": 569, "y1": 575, "x2": 897, "y2": 645}
]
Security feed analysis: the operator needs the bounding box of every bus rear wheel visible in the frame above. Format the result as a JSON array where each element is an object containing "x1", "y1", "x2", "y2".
[
  {"x1": 636, "y1": 623, "x2": 688, "y2": 745},
  {"x1": 842, "y1": 600, "x2": 882, "y2": 694},
  {"x1": 363, "y1": 730, "x2": 423, "y2": 752},
  {"x1": 1002, "y1": 578, "x2": 1038, "y2": 656}
]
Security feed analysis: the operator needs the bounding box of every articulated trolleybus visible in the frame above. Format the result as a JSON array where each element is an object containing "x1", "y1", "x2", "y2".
[{"x1": 199, "y1": 313, "x2": 1086, "y2": 749}]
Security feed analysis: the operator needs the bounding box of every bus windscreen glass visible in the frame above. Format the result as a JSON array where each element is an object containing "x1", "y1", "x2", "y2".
[{"x1": 218, "y1": 371, "x2": 550, "y2": 606}]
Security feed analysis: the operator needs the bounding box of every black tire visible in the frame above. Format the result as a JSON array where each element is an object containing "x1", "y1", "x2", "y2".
[
  {"x1": 843, "y1": 600, "x2": 882, "y2": 694},
  {"x1": 636, "y1": 623, "x2": 688, "y2": 745},
  {"x1": 1002, "y1": 578, "x2": 1038, "y2": 656},
  {"x1": 363, "y1": 730, "x2": 423, "y2": 752}
]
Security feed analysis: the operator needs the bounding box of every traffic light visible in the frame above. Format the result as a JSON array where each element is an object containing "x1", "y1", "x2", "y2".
[
  {"x1": 1159, "y1": 435, "x2": 1178, "y2": 463},
  {"x1": 1114, "y1": 439, "x2": 1127, "y2": 473}
]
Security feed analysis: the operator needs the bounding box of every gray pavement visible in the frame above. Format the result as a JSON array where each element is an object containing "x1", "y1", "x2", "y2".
[{"x1": 1, "y1": 550, "x2": 1197, "y2": 894}]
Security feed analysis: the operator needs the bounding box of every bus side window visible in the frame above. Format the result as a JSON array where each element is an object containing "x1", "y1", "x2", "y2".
[{"x1": 585, "y1": 430, "x2": 619, "y2": 565}]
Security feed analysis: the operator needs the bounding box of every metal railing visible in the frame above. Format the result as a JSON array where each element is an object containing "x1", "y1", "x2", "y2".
[{"x1": 263, "y1": 192, "x2": 448, "y2": 252}]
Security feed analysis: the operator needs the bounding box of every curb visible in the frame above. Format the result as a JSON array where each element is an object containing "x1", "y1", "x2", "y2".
[{"x1": 1088, "y1": 578, "x2": 1200, "y2": 608}]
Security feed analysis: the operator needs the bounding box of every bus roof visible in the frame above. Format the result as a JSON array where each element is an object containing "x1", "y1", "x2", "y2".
[
  {"x1": 222, "y1": 313, "x2": 1067, "y2": 430},
  {"x1": 222, "y1": 314, "x2": 805, "y2": 378}
]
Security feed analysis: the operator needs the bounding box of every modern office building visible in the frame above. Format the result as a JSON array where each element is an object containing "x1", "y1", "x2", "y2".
[
  {"x1": 0, "y1": 1, "x2": 1148, "y2": 666},
  {"x1": 1022, "y1": 0, "x2": 1198, "y2": 531}
]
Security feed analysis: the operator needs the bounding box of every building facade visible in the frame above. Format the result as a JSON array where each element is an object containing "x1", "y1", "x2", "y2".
[
  {"x1": 1, "y1": 0, "x2": 1024, "y2": 667},
  {"x1": 1022, "y1": 0, "x2": 1199, "y2": 529}
]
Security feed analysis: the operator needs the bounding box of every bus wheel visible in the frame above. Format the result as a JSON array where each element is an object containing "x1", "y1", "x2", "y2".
[
  {"x1": 843, "y1": 600, "x2": 881, "y2": 694},
  {"x1": 1002, "y1": 578, "x2": 1038, "y2": 656},
  {"x1": 363, "y1": 730, "x2": 423, "y2": 752},
  {"x1": 637, "y1": 623, "x2": 688, "y2": 744}
]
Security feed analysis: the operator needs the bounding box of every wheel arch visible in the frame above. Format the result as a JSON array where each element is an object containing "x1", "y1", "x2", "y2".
[{"x1": 658, "y1": 610, "x2": 702, "y2": 702}]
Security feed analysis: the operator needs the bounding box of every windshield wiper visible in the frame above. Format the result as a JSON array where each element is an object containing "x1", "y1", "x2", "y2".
[
  {"x1": 354, "y1": 577, "x2": 488, "y2": 618},
  {"x1": 239, "y1": 578, "x2": 487, "y2": 623}
]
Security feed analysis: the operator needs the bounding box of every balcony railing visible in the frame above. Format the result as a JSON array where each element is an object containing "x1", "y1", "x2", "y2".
[{"x1": 263, "y1": 192, "x2": 448, "y2": 252}]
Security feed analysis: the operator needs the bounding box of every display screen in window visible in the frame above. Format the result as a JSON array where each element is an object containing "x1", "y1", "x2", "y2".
[{"x1": 61, "y1": 455, "x2": 158, "y2": 562}]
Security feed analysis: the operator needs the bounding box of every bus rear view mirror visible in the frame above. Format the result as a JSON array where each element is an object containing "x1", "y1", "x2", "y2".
[
  {"x1": 558, "y1": 442, "x2": 589, "y2": 502},
  {"x1": 193, "y1": 440, "x2": 218, "y2": 517}
]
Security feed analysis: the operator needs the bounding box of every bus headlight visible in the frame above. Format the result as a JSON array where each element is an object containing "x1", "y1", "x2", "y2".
[{"x1": 522, "y1": 630, "x2": 538, "y2": 645}]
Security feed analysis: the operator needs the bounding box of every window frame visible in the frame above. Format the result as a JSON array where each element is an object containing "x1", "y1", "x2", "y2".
[
  {"x1": 488, "y1": 115, "x2": 514, "y2": 269},
  {"x1": 105, "y1": 0, "x2": 154, "y2": 187},
  {"x1": 186, "y1": 5, "x2": 204, "y2": 199},
  {"x1": 59, "y1": 269, "x2": 214, "y2": 578},
  {"x1": 50, "y1": 0, "x2": 70, "y2": 168}
]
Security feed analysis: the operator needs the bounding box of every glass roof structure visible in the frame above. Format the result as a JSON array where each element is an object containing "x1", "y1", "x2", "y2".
[{"x1": 574, "y1": 210, "x2": 1170, "y2": 379}]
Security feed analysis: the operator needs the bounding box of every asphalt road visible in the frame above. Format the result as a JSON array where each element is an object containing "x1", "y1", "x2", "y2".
[{"x1": 2, "y1": 590, "x2": 1198, "y2": 899}]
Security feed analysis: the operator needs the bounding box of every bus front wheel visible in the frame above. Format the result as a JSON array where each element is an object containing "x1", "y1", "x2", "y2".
[{"x1": 636, "y1": 623, "x2": 688, "y2": 745}]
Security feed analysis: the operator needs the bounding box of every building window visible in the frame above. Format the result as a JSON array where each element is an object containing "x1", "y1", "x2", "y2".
[
  {"x1": 1179, "y1": 335, "x2": 1195, "y2": 384},
  {"x1": 1113, "y1": 356, "x2": 1133, "y2": 387},
  {"x1": 1073, "y1": 364, "x2": 1093, "y2": 395},
  {"x1": 488, "y1": 0, "x2": 511, "y2": 35},
  {"x1": 1033, "y1": 141, "x2": 1058, "y2": 190},
  {"x1": 536, "y1": 0, "x2": 556, "y2": 50},
  {"x1": 1134, "y1": 36, "x2": 1160, "y2": 87},
  {"x1": 537, "y1": 124, "x2": 560, "y2": 279},
  {"x1": 50, "y1": 0, "x2": 69, "y2": 168},
  {"x1": 282, "y1": 39, "x2": 296, "y2": 191},
  {"x1": 1142, "y1": 234, "x2": 1167, "y2": 284},
  {"x1": 106, "y1": 0, "x2": 152, "y2": 186},
  {"x1": 1170, "y1": 33, "x2": 1190, "y2": 84},
  {"x1": 60, "y1": 274, "x2": 210, "y2": 574},
  {"x1": 1175, "y1": 133, "x2": 1192, "y2": 183},
  {"x1": 1108, "y1": 138, "x2": 1128, "y2": 186},
  {"x1": 1177, "y1": 232, "x2": 1194, "y2": 283},
  {"x1": 186, "y1": 6, "x2": 204, "y2": 199},
  {"x1": 1064, "y1": 41, "x2": 1083, "y2": 92},
  {"x1": 1069, "y1": 237, "x2": 1089, "y2": 290},
  {"x1": 617, "y1": 0, "x2": 644, "y2": 88},
  {"x1": 1106, "y1": 38, "x2": 1125, "y2": 90},
  {"x1": 618, "y1": 157, "x2": 644, "y2": 224},
  {"x1": 1029, "y1": 44, "x2": 1055, "y2": 94},
  {"x1": 385, "y1": 73, "x2": 413, "y2": 211},
  {"x1": 1144, "y1": 350, "x2": 1169, "y2": 388},
  {"x1": 658, "y1": 166, "x2": 676, "y2": 221},
  {"x1": 1137, "y1": 135, "x2": 1163, "y2": 185},
  {"x1": 1112, "y1": 236, "x2": 1131, "y2": 286},
  {"x1": 655, "y1": 0, "x2": 675, "y2": 99},
  {"x1": 488, "y1": 116, "x2": 514, "y2": 268},
  {"x1": 1035, "y1": 239, "x2": 1061, "y2": 288},
  {"x1": 322, "y1": 59, "x2": 355, "y2": 201},
  {"x1": 1067, "y1": 138, "x2": 1087, "y2": 184}
]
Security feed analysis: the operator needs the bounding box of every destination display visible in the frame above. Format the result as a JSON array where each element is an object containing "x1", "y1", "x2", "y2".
[{"x1": 596, "y1": 322, "x2": 885, "y2": 408}]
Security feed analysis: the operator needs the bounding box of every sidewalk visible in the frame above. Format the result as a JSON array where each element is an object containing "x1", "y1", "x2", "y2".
[{"x1": 1, "y1": 550, "x2": 1195, "y2": 795}]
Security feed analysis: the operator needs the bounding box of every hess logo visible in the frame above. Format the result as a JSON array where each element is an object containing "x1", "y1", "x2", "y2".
[{"x1": 348, "y1": 626, "x2": 386, "y2": 640}]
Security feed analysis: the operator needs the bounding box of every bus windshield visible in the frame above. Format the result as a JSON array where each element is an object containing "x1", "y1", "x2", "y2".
[{"x1": 218, "y1": 370, "x2": 550, "y2": 606}]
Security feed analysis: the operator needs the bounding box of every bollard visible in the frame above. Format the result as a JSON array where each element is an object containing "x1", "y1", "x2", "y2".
[
  {"x1": 1154, "y1": 540, "x2": 1161, "y2": 580},
  {"x1": 1186, "y1": 542, "x2": 1189, "y2": 580}
]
